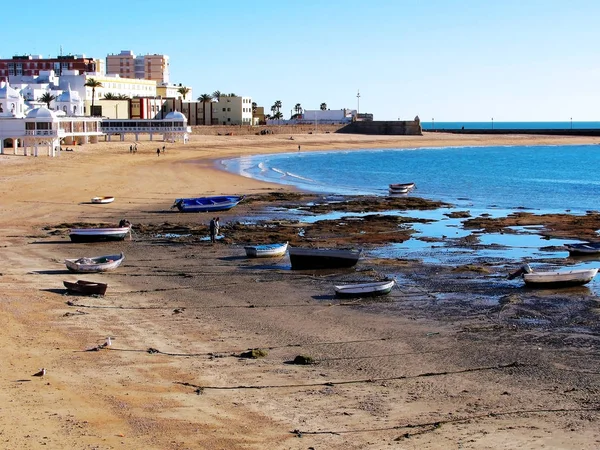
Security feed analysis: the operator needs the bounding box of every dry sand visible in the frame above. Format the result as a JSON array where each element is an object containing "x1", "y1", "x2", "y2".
[{"x1": 0, "y1": 132, "x2": 599, "y2": 449}]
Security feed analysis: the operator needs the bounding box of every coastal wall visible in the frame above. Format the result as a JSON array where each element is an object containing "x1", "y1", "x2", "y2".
[{"x1": 336, "y1": 120, "x2": 423, "y2": 135}]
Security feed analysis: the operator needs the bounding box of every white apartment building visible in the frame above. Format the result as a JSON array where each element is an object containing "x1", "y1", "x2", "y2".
[{"x1": 211, "y1": 96, "x2": 253, "y2": 125}]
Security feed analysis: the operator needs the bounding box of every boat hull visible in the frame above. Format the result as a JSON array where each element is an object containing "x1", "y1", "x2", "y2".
[
  {"x1": 69, "y1": 227, "x2": 130, "y2": 243},
  {"x1": 288, "y1": 247, "x2": 361, "y2": 270},
  {"x1": 523, "y1": 268, "x2": 598, "y2": 288},
  {"x1": 334, "y1": 280, "x2": 395, "y2": 298},
  {"x1": 244, "y1": 242, "x2": 288, "y2": 258},
  {"x1": 65, "y1": 253, "x2": 125, "y2": 273},
  {"x1": 565, "y1": 243, "x2": 600, "y2": 255},
  {"x1": 173, "y1": 196, "x2": 243, "y2": 212},
  {"x1": 63, "y1": 280, "x2": 108, "y2": 296},
  {"x1": 91, "y1": 196, "x2": 114, "y2": 204}
]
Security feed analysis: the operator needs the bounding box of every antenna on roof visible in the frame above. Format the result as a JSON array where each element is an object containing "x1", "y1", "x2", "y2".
[{"x1": 60, "y1": 45, "x2": 63, "y2": 57}]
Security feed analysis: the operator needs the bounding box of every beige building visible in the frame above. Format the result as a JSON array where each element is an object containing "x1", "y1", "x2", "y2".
[
  {"x1": 211, "y1": 95, "x2": 253, "y2": 125},
  {"x1": 106, "y1": 50, "x2": 170, "y2": 84},
  {"x1": 157, "y1": 83, "x2": 193, "y2": 101}
]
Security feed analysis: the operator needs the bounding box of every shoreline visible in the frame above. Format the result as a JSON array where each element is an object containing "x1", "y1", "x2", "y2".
[{"x1": 1, "y1": 133, "x2": 599, "y2": 449}]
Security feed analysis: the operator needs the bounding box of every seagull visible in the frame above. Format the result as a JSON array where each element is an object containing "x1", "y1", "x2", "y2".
[
  {"x1": 101, "y1": 337, "x2": 112, "y2": 348},
  {"x1": 32, "y1": 368, "x2": 46, "y2": 377}
]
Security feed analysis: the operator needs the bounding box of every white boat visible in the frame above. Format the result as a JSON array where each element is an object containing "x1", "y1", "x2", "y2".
[
  {"x1": 334, "y1": 279, "x2": 396, "y2": 298},
  {"x1": 69, "y1": 226, "x2": 131, "y2": 243},
  {"x1": 91, "y1": 196, "x2": 115, "y2": 204},
  {"x1": 509, "y1": 264, "x2": 598, "y2": 288},
  {"x1": 65, "y1": 252, "x2": 125, "y2": 273},
  {"x1": 244, "y1": 242, "x2": 288, "y2": 258},
  {"x1": 389, "y1": 182, "x2": 415, "y2": 191}
]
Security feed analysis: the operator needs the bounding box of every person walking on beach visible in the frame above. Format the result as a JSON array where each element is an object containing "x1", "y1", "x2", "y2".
[
  {"x1": 157, "y1": 147, "x2": 160, "y2": 157},
  {"x1": 162, "y1": 145, "x2": 166, "y2": 154},
  {"x1": 209, "y1": 217, "x2": 217, "y2": 243},
  {"x1": 129, "y1": 144, "x2": 133, "y2": 153},
  {"x1": 215, "y1": 217, "x2": 220, "y2": 239}
]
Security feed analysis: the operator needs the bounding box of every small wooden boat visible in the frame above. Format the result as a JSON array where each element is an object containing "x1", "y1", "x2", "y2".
[
  {"x1": 63, "y1": 280, "x2": 108, "y2": 296},
  {"x1": 288, "y1": 247, "x2": 361, "y2": 270},
  {"x1": 564, "y1": 242, "x2": 600, "y2": 256},
  {"x1": 509, "y1": 264, "x2": 598, "y2": 288},
  {"x1": 172, "y1": 195, "x2": 243, "y2": 213},
  {"x1": 91, "y1": 196, "x2": 115, "y2": 204},
  {"x1": 244, "y1": 242, "x2": 288, "y2": 258},
  {"x1": 389, "y1": 182, "x2": 415, "y2": 191},
  {"x1": 388, "y1": 182, "x2": 415, "y2": 195},
  {"x1": 65, "y1": 252, "x2": 125, "y2": 273},
  {"x1": 69, "y1": 225, "x2": 131, "y2": 243},
  {"x1": 334, "y1": 279, "x2": 395, "y2": 298}
]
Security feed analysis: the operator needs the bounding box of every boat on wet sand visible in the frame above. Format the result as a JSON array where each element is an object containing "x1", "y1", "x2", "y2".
[
  {"x1": 564, "y1": 242, "x2": 600, "y2": 256},
  {"x1": 288, "y1": 247, "x2": 361, "y2": 270},
  {"x1": 91, "y1": 196, "x2": 115, "y2": 204},
  {"x1": 65, "y1": 252, "x2": 125, "y2": 273},
  {"x1": 244, "y1": 242, "x2": 288, "y2": 258},
  {"x1": 69, "y1": 225, "x2": 131, "y2": 243},
  {"x1": 509, "y1": 264, "x2": 598, "y2": 288},
  {"x1": 63, "y1": 280, "x2": 108, "y2": 296},
  {"x1": 334, "y1": 279, "x2": 395, "y2": 298},
  {"x1": 172, "y1": 195, "x2": 243, "y2": 213}
]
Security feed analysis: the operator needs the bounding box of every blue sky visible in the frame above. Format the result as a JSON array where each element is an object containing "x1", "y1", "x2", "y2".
[{"x1": 4, "y1": 0, "x2": 599, "y2": 121}]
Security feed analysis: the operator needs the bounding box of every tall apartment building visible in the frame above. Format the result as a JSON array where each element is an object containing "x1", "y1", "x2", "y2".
[
  {"x1": 0, "y1": 55, "x2": 101, "y2": 83},
  {"x1": 106, "y1": 50, "x2": 170, "y2": 84}
]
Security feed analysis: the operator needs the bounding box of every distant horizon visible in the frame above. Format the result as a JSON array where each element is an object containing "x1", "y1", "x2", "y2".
[{"x1": 2, "y1": 1, "x2": 599, "y2": 122}]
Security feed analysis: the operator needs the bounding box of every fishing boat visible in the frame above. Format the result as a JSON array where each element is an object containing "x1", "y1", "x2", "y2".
[
  {"x1": 288, "y1": 247, "x2": 361, "y2": 270},
  {"x1": 244, "y1": 242, "x2": 288, "y2": 258},
  {"x1": 334, "y1": 279, "x2": 396, "y2": 298},
  {"x1": 564, "y1": 242, "x2": 600, "y2": 256},
  {"x1": 69, "y1": 224, "x2": 131, "y2": 243},
  {"x1": 171, "y1": 195, "x2": 243, "y2": 213},
  {"x1": 65, "y1": 252, "x2": 125, "y2": 273},
  {"x1": 91, "y1": 196, "x2": 115, "y2": 204},
  {"x1": 389, "y1": 182, "x2": 415, "y2": 195},
  {"x1": 508, "y1": 264, "x2": 598, "y2": 288},
  {"x1": 63, "y1": 280, "x2": 108, "y2": 296}
]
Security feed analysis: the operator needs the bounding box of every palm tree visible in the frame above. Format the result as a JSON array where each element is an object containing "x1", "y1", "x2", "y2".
[
  {"x1": 212, "y1": 90, "x2": 221, "y2": 101},
  {"x1": 228, "y1": 92, "x2": 236, "y2": 97},
  {"x1": 116, "y1": 94, "x2": 130, "y2": 100},
  {"x1": 84, "y1": 78, "x2": 103, "y2": 116},
  {"x1": 198, "y1": 93, "x2": 212, "y2": 102},
  {"x1": 177, "y1": 86, "x2": 190, "y2": 100},
  {"x1": 270, "y1": 105, "x2": 277, "y2": 117},
  {"x1": 320, "y1": 102, "x2": 327, "y2": 111},
  {"x1": 103, "y1": 93, "x2": 117, "y2": 100},
  {"x1": 273, "y1": 111, "x2": 283, "y2": 124},
  {"x1": 274, "y1": 100, "x2": 282, "y2": 112},
  {"x1": 38, "y1": 92, "x2": 56, "y2": 108},
  {"x1": 294, "y1": 103, "x2": 302, "y2": 115}
]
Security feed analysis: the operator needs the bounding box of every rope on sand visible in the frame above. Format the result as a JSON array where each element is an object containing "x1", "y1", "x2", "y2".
[{"x1": 175, "y1": 361, "x2": 521, "y2": 393}]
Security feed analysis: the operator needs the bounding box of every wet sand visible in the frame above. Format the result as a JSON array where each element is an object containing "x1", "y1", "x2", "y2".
[{"x1": 0, "y1": 132, "x2": 599, "y2": 449}]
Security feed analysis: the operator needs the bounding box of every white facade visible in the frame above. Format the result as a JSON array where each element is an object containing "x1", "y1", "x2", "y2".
[{"x1": 212, "y1": 96, "x2": 253, "y2": 125}]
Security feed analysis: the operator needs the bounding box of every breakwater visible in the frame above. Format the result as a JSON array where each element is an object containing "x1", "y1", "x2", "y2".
[{"x1": 425, "y1": 129, "x2": 600, "y2": 136}]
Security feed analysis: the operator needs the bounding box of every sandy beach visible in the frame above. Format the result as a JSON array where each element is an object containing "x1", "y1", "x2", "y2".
[{"x1": 1, "y1": 131, "x2": 599, "y2": 449}]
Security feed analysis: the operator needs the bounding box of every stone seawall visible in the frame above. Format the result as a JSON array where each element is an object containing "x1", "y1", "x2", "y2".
[
  {"x1": 425, "y1": 129, "x2": 600, "y2": 137},
  {"x1": 336, "y1": 121, "x2": 423, "y2": 135}
]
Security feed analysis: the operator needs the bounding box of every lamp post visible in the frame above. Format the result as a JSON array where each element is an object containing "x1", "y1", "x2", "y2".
[
  {"x1": 570, "y1": 117, "x2": 573, "y2": 129},
  {"x1": 356, "y1": 90, "x2": 360, "y2": 116},
  {"x1": 432, "y1": 118, "x2": 435, "y2": 130},
  {"x1": 492, "y1": 117, "x2": 494, "y2": 129}
]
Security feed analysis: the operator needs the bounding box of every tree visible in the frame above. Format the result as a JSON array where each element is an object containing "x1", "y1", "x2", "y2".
[
  {"x1": 198, "y1": 93, "x2": 212, "y2": 102},
  {"x1": 177, "y1": 86, "x2": 190, "y2": 100},
  {"x1": 103, "y1": 93, "x2": 117, "y2": 100},
  {"x1": 273, "y1": 111, "x2": 283, "y2": 124},
  {"x1": 84, "y1": 78, "x2": 103, "y2": 116},
  {"x1": 274, "y1": 100, "x2": 282, "y2": 112},
  {"x1": 294, "y1": 103, "x2": 302, "y2": 115},
  {"x1": 228, "y1": 92, "x2": 236, "y2": 97},
  {"x1": 116, "y1": 94, "x2": 130, "y2": 100},
  {"x1": 38, "y1": 92, "x2": 56, "y2": 108},
  {"x1": 320, "y1": 102, "x2": 327, "y2": 111},
  {"x1": 212, "y1": 90, "x2": 221, "y2": 101}
]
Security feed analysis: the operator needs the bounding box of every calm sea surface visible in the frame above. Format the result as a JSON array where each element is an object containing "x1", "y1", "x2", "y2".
[
  {"x1": 222, "y1": 144, "x2": 600, "y2": 214},
  {"x1": 423, "y1": 121, "x2": 600, "y2": 130},
  {"x1": 221, "y1": 144, "x2": 600, "y2": 288}
]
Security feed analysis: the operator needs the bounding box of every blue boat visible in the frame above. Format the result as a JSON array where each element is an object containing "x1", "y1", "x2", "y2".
[{"x1": 171, "y1": 195, "x2": 243, "y2": 213}]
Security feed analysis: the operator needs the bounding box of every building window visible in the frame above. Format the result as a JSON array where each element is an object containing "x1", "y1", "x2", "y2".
[
  {"x1": 222, "y1": 108, "x2": 226, "y2": 112},
  {"x1": 227, "y1": 108, "x2": 231, "y2": 112}
]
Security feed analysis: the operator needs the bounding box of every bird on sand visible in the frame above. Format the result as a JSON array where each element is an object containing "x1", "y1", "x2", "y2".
[{"x1": 32, "y1": 368, "x2": 46, "y2": 377}]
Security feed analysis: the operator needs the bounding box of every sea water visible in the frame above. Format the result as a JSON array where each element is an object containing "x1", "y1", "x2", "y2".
[{"x1": 222, "y1": 144, "x2": 600, "y2": 214}]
